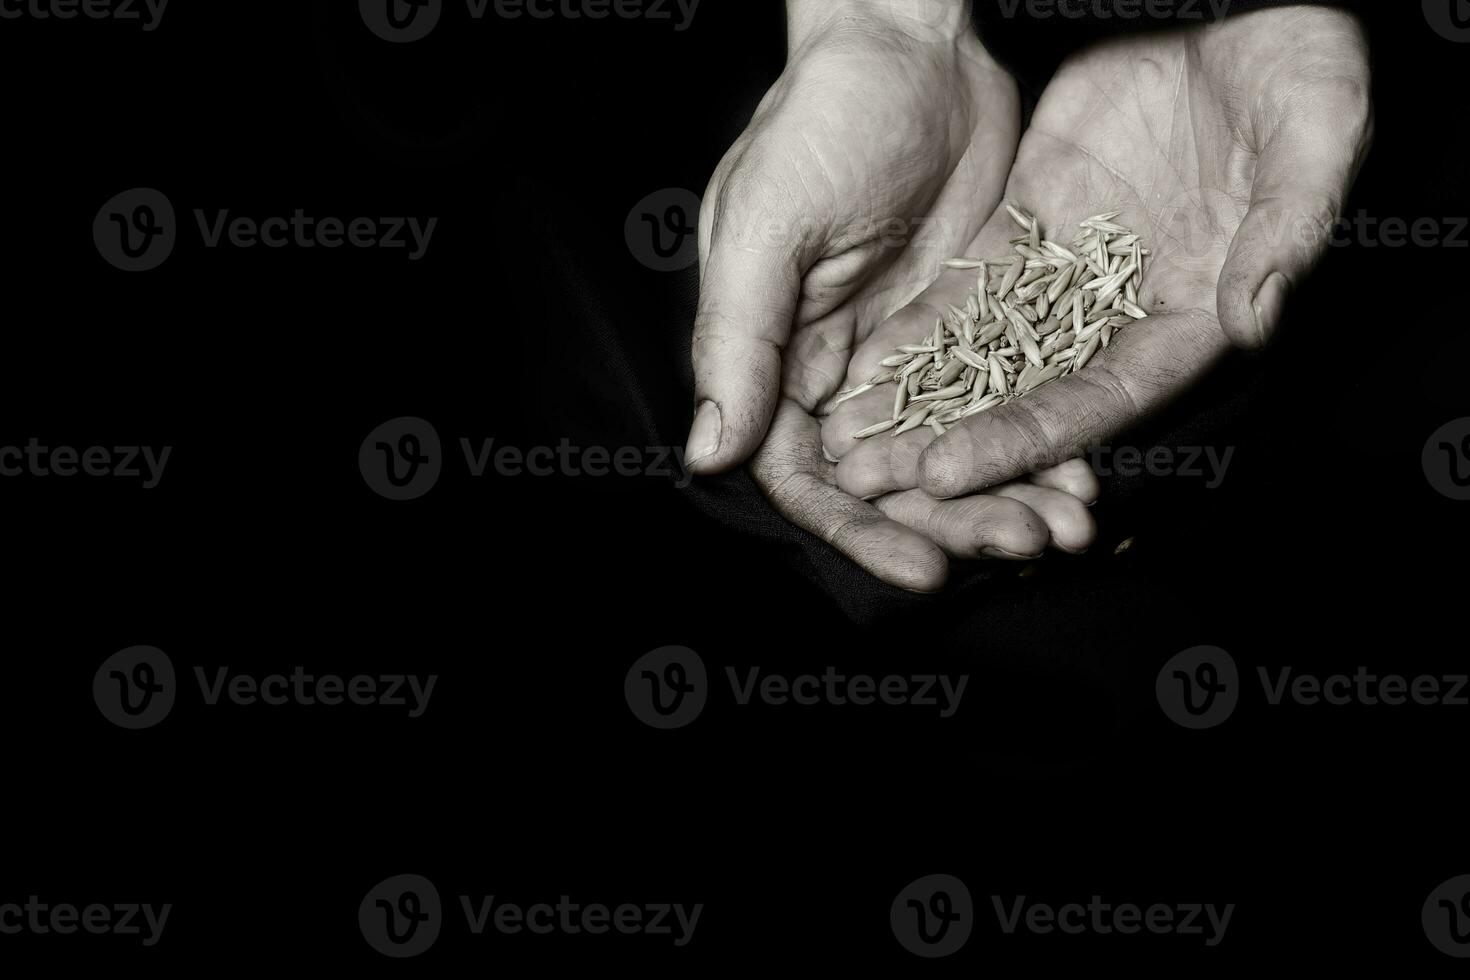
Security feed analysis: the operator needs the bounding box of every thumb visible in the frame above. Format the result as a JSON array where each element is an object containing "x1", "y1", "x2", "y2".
[
  {"x1": 1217, "y1": 76, "x2": 1372, "y2": 350},
  {"x1": 685, "y1": 168, "x2": 806, "y2": 476}
]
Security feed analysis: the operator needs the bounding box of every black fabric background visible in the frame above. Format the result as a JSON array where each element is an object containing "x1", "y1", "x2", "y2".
[{"x1": 0, "y1": 0, "x2": 1465, "y2": 971}]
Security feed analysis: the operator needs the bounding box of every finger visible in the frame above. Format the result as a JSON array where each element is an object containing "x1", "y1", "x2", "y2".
[
  {"x1": 820, "y1": 383, "x2": 897, "y2": 460},
  {"x1": 917, "y1": 309, "x2": 1229, "y2": 498},
  {"x1": 835, "y1": 426, "x2": 937, "y2": 500},
  {"x1": 686, "y1": 162, "x2": 811, "y2": 476},
  {"x1": 827, "y1": 379, "x2": 1098, "y2": 504},
  {"x1": 872, "y1": 490, "x2": 1048, "y2": 561},
  {"x1": 1217, "y1": 74, "x2": 1372, "y2": 349},
  {"x1": 752, "y1": 398, "x2": 949, "y2": 593},
  {"x1": 986, "y1": 483, "x2": 1096, "y2": 554},
  {"x1": 1028, "y1": 458, "x2": 1099, "y2": 505},
  {"x1": 836, "y1": 434, "x2": 1100, "y2": 506}
]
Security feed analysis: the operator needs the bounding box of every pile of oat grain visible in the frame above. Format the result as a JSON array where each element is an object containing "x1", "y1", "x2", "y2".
[{"x1": 840, "y1": 205, "x2": 1150, "y2": 439}]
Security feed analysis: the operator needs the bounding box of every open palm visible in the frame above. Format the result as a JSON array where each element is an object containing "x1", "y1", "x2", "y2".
[{"x1": 825, "y1": 7, "x2": 1372, "y2": 500}]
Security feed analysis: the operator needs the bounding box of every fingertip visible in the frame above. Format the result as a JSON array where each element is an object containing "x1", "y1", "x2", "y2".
[
  {"x1": 1050, "y1": 502, "x2": 1097, "y2": 554},
  {"x1": 834, "y1": 436, "x2": 922, "y2": 499},
  {"x1": 1032, "y1": 458, "x2": 1100, "y2": 506},
  {"x1": 1220, "y1": 287, "x2": 1281, "y2": 351},
  {"x1": 821, "y1": 386, "x2": 892, "y2": 461},
  {"x1": 683, "y1": 400, "x2": 724, "y2": 475},
  {"x1": 684, "y1": 392, "x2": 780, "y2": 475},
  {"x1": 888, "y1": 540, "x2": 950, "y2": 593},
  {"x1": 1216, "y1": 266, "x2": 1262, "y2": 351},
  {"x1": 978, "y1": 497, "x2": 1049, "y2": 559},
  {"x1": 850, "y1": 509, "x2": 950, "y2": 591},
  {"x1": 917, "y1": 443, "x2": 968, "y2": 500},
  {"x1": 1251, "y1": 271, "x2": 1290, "y2": 348},
  {"x1": 1219, "y1": 301, "x2": 1269, "y2": 351}
]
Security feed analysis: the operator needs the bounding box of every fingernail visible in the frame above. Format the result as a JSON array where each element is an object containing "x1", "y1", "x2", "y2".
[
  {"x1": 1252, "y1": 272, "x2": 1290, "y2": 346},
  {"x1": 981, "y1": 546, "x2": 1044, "y2": 560},
  {"x1": 684, "y1": 400, "x2": 722, "y2": 472}
]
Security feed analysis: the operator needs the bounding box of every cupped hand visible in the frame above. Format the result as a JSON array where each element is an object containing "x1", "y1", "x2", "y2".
[
  {"x1": 685, "y1": 1, "x2": 1099, "y2": 589},
  {"x1": 828, "y1": 6, "x2": 1372, "y2": 501}
]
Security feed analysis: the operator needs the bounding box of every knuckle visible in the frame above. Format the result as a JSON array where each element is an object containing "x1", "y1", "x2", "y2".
[
  {"x1": 710, "y1": 153, "x2": 801, "y2": 252},
  {"x1": 1084, "y1": 369, "x2": 1143, "y2": 434},
  {"x1": 1293, "y1": 189, "x2": 1344, "y2": 244},
  {"x1": 962, "y1": 410, "x2": 1061, "y2": 483},
  {"x1": 1094, "y1": 348, "x2": 1168, "y2": 423},
  {"x1": 1316, "y1": 74, "x2": 1372, "y2": 135}
]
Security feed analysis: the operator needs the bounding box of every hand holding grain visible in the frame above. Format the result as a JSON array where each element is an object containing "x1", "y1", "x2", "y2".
[
  {"x1": 684, "y1": 3, "x2": 1099, "y2": 589},
  {"x1": 829, "y1": 7, "x2": 1372, "y2": 501}
]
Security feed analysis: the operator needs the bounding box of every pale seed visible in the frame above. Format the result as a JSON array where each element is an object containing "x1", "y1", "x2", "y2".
[{"x1": 853, "y1": 419, "x2": 897, "y2": 439}]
